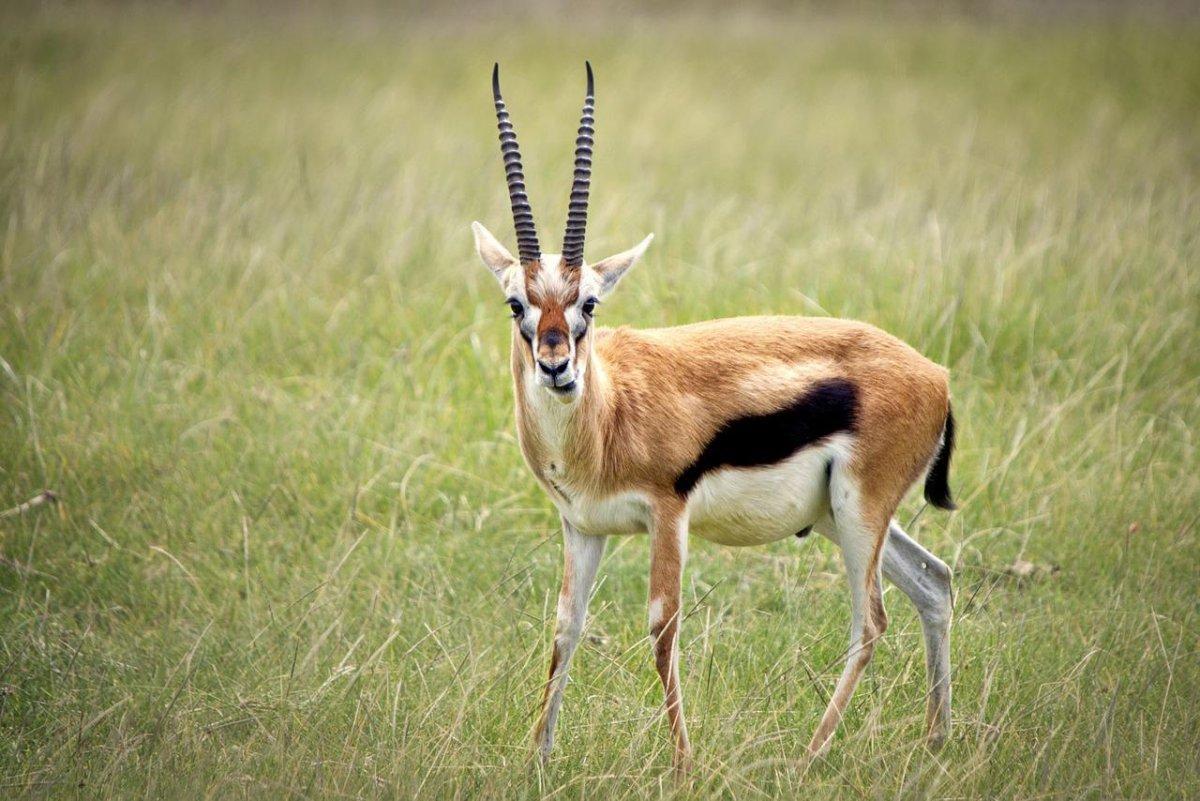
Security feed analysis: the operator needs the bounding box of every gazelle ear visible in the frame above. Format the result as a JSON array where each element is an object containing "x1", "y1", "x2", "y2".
[
  {"x1": 472, "y1": 221, "x2": 517, "y2": 283},
  {"x1": 590, "y1": 234, "x2": 653, "y2": 296}
]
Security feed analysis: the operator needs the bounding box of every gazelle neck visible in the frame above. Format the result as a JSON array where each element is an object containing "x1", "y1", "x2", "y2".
[{"x1": 511, "y1": 334, "x2": 609, "y2": 483}]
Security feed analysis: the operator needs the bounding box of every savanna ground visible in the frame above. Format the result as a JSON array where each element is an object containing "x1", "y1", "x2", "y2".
[{"x1": 2, "y1": 2, "x2": 1198, "y2": 798}]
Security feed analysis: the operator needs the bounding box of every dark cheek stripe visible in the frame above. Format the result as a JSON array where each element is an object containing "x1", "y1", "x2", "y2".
[{"x1": 673, "y1": 378, "x2": 859, "y2": 496}]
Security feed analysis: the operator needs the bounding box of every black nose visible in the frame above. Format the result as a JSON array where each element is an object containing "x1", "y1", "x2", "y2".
[
  {"x1": 538, "y1": 359, "x2": 568, "y2": 377},
  {"x1": 540, "y1": 359, "x2": 566, "y2": 378}
]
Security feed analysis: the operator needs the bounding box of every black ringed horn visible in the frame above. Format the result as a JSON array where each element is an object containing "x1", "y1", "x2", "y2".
[
  {"x1": 561, "y1": 61, "x2": 593, "y2": 269},
  {"x1": 492, "y1": 63, "x2": 540, "y2": 265}
]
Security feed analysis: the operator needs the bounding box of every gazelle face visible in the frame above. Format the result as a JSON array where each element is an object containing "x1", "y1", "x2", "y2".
[
  {"x1": 472, "y1": 223, "x2": 652, "y2": 403},
  {"x1": 509, "y1": 255, "x2": 594, "y2": 399}
]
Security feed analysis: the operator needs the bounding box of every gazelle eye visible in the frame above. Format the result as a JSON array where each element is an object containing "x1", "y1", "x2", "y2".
[
  {"x1": 507, "y1": 299, "x2": 524, "y2": 318},
  {"x1": 581, "y1": 297, "x2": 598, "y2": 316}
]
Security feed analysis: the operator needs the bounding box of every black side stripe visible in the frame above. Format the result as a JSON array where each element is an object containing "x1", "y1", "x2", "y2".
[{"x1": 673, "y1": 378, "x2": 859, "y2": 496}]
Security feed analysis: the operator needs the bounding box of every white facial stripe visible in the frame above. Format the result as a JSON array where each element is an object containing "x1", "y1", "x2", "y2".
[
  {"x1": 570, "y1": 271, "x2": 604, "y2": 339},
  {"x1": 521, "y1": 306, "x2": 541, "y2": 342},
  {"x1": 565, "y1": 306, "x2": 585, "y2": 338},
  {"x1": 498, "y1": 267, "x2": 537, "y2": 342}
]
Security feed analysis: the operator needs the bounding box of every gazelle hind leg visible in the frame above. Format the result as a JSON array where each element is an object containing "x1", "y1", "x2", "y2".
[
  {"x1": 806, "y1": 479, "x2": 889, "y2": 758},
  {"x1": 533, "y1": 518, "x2": 606, "y2": 762},
  {"x1": 883, "y1": 520, "x2": 953, "y2": 745}
]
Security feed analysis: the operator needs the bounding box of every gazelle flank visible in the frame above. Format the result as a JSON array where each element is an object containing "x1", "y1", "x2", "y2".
[{"x1": 472, "y1": 62, "x2": 958, "y2": 773}]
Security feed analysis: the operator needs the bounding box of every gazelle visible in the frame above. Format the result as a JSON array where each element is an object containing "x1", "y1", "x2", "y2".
[{"x1": 472, "y1": 63, "x2": 957, "y2": 771}]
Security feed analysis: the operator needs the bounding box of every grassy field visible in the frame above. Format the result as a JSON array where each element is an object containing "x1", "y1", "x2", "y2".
[{"x1": 2, "y1": 3, "x2": 1199, "y2": 798}]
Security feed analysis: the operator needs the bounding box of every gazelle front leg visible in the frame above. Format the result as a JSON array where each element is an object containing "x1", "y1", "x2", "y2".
[
  {"x1": 533, "y1": 517, "x2": 606, "y2": 763},
  {"x1": 648, "y1": 499, "x2": 692, "y2": 773}
]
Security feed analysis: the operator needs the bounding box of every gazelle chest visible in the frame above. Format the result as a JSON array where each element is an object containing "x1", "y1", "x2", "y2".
[
  {"x1": 549, "y1": 483, "x2": 652, "y2": 537},
  {"x1": 519, "y1": 392, "x2": 649, "y2": 536}
]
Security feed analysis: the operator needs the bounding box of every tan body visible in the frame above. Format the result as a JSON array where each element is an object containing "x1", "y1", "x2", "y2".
[{"x1": 514, "y1": 315, "x2": 950, "y2": 546}]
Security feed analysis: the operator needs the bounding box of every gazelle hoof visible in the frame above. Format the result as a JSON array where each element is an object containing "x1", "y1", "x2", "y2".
[{"x1": 926, "y1": 727, "x2": 949, "y2": 751}]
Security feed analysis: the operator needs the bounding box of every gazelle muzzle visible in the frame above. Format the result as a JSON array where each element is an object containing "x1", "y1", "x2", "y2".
[{"x1": 536, "y1": 329, "x2": 577, "y2": 390}]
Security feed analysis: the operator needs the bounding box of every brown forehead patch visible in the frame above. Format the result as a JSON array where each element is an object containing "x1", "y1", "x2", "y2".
[{"x1": 537, "y1": 305, "x2": 569, "y2": 338}]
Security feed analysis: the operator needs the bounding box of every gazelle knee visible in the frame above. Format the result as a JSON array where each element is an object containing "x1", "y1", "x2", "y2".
[
  {"x1": 921, "y1": 556, "x2": 954, "y2": 627},
  {"x1": 870, "y1": 585, "x2": 889, "y2": 638},
  {"x1": 556, "y1": 617, "x2": 583, "y2": 643},
  {"x1": 856, "y1": 587, "x2": 887, "y2": 659},
  {"x1": 649, "y1": 618, "x2": 676, "y2": 652},
  {"x1": 648, "y1": 596, "x2": 679, "y2": 638},
  {"x1": 848, "y1": 624, "x2": 881, "y2": 670},
  {"x1": 928, "y1": 555, "x2": 953, "y2": 597},
  {"x1": 862, "y1": 614, "x2": 886, "y2": 656}
]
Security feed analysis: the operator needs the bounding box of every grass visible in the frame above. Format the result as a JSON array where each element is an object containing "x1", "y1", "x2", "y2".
[{"x1": 1, "y1": 3, "x2": 1198, "y2": 798}]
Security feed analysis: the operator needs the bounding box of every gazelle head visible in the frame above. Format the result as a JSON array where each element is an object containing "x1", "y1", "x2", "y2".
[{"x1": 473, "y1": 63, "x2": 652, "y2": 402}]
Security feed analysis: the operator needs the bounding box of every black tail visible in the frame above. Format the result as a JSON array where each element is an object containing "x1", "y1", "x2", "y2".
[{"x1": 923, "y1": 407, "x2": 957, "y2": 511}]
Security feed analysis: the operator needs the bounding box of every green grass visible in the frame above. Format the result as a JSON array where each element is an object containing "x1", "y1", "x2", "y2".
[{"x1": 2, "y1": 3, "x2": 1198, "y2": 798}]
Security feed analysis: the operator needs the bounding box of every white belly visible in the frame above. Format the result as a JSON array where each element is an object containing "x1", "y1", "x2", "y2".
[
  {"x1": 553, "y1": 439, "x2": 842, "y2": 545},
  {"x1": 686, "y1": 443, "x2": 839, "y2": 546}
]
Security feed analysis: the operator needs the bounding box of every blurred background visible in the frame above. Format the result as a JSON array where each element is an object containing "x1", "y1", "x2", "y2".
[{"x1": 1, "y1": 2, "x2": 1197, "y2": 798}]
